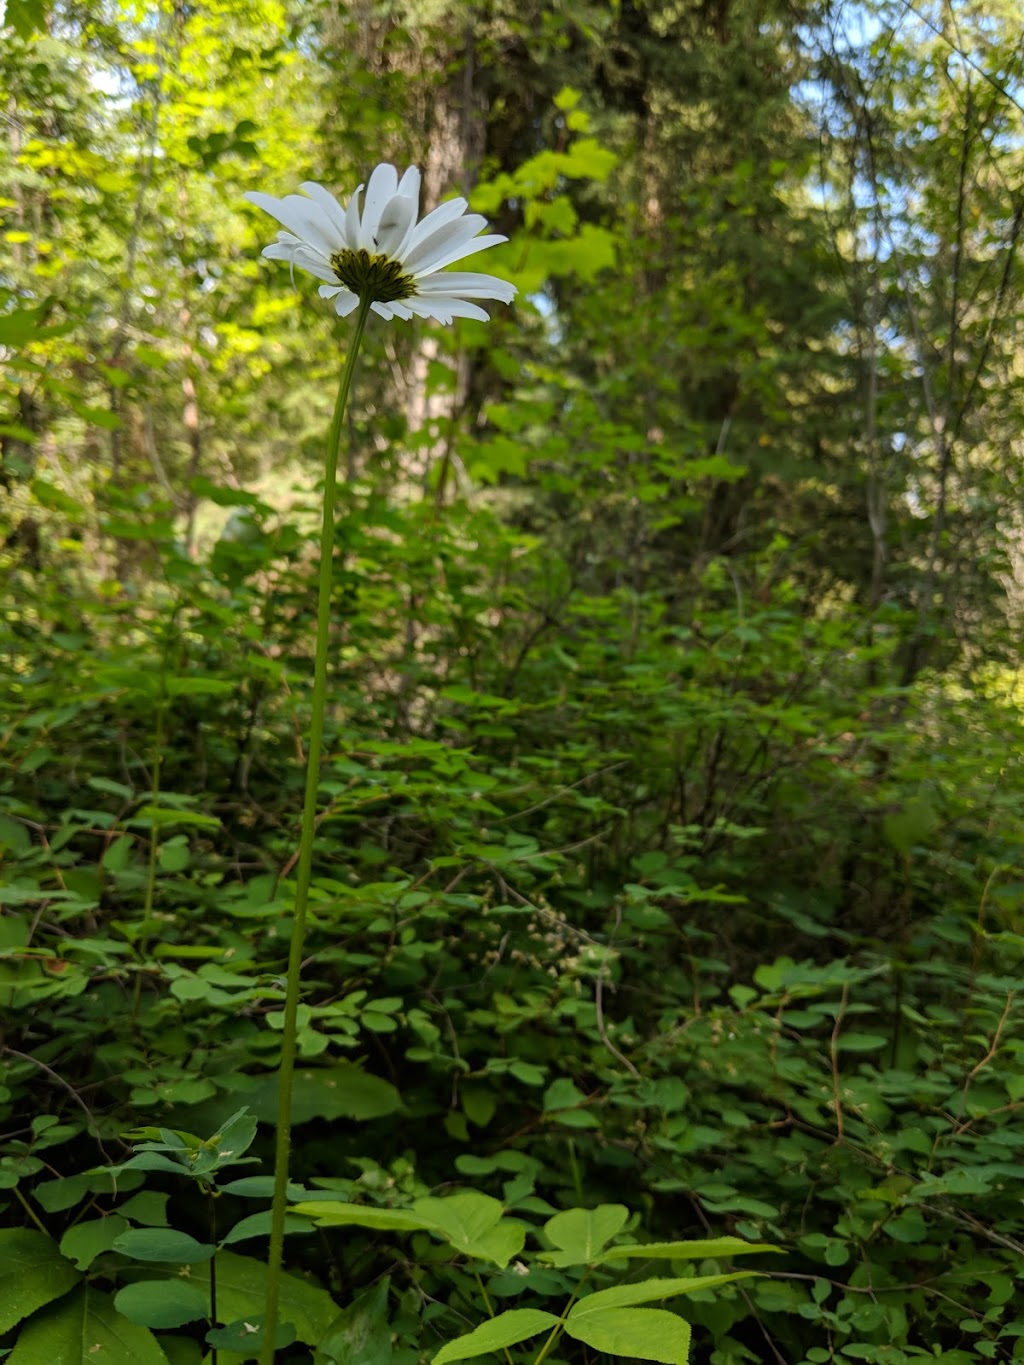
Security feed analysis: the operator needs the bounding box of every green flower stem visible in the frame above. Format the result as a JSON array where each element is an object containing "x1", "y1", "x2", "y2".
[
  {"x1": 261, "y1": 294, "x2": 373, "y2": 1365},
  {"x1": 131, "y1": 698, "x2": 165, "y2": 1021}
]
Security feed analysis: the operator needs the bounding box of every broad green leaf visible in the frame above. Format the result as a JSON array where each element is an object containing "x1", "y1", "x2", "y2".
[
  {"x1": 102, "y1": 1153, "x2": 190, "y2": 1179},
  {"x1": 539, "y1": 1205, "x2": 629, "y2": 1266},
  {"x1": 245, "y1": 1064, "x2": 402, "y2": 1124},
  {"x1": 599, "y1": 1237, "x2": 780, "y2": 1264},
  {"x1": 0, "y1": 303, "x2": 49, "y2": 342},
  {"x1": 60, "y1": 1216, "x2": 129, "y2": 1271},
  {"x1": 132, "y1": 805, "x2": 222, "y2": 831},
  {"x1": 569, "y1": 1273, "x2": 756, "y2": 1315},
  {"x1": 219, "y1": 1177, "x2": 309, "y2": 1200},
  {"x1": 205, "y1": 1317, "x2": 295, "y2": 1353},
  {"x1": 8, "y1": 1285, "x2": 169, "y2": 1365},
  {"x1": 292, "y1": 1204, "x2": 433, "y2": 1234},
  {"x1": 315, "y1": 1278, "x2": 392, "y2": 1365},
  {"x1": 0, "y1": 1228, "x2": 80, "y2": 1334},
  {"x1": 192, "y1": 1250, "x2": 336, "y2": 1345},
  {"x1": 564, "y1": 1305, "x2": 691, "y2": 1363},
  {"x1": 542, "y1": 1078, "x2": 588, "y2": 1112},
  {"x1": 432, "y1": 1308, "x2": 561, "y2": 1364},
  {"x1": 117, "y1": 1192, "x2": 169, "y2": 1226},
  {"x1": 112, "y1": 1228, "x2": 215, "y2": 1263},
  {"x1": 295, "y1": 1193, "x2": 525, "y2": 1269},
  {"x1": 211, "y1": 1108, "x2": 259, "y2": 1159},
  {"x1": 412, "y1": 1192, "x2": 525, "y2": 1268},
  {"x1": 220, "y1": 1211, "x2": 314, "y2": 1244},
  {"x1": 114, "y1": 1279, "x2": 209, "y2": 1329},
  {"x1": 161, "y1": 1338, "x2": 202, "y2": 1365}
]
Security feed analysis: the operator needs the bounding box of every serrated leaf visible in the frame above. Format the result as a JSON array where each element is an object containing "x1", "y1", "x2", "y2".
[
  {"x1": 564, "y1": 1305, "x2": 691, "y2": 1362},
  {"x1": 432, "y1": 1308, "x2": 560, "y2": 1364},
  {"x1": 8, "y1": 1285, "x2": 169, "y2": 1365},
  {"x1": 0, "y1": 1228, "x2": 80, "y2": 1334}
]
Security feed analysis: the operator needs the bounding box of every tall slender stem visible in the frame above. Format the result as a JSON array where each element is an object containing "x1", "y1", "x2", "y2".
[{"x1": 261, "y1": 296, "x2": 373, "y2": 1364}]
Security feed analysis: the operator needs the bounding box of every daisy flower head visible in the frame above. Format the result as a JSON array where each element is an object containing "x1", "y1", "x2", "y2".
[{"x1": 246, "y1": 163, "x2": 516, "y2": 325}]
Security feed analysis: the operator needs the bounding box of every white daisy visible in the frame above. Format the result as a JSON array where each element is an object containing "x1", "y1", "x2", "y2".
[{"x1": 246, "y1": 163, "x2": 516, "y2": 325}]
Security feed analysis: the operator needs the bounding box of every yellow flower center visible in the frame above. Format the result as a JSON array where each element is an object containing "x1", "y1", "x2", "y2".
[{"x1": 330, "y1": 248, "x2": 416, "y2": 303}]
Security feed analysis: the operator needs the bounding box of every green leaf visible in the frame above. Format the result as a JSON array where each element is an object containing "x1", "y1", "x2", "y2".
[
  {"x1": 219, "y1": 1177, "x2": 309, "y2": 1200},
  {"x1": 599, "y1": 1237, "x2": 780, "y2": 1265},
  {"x1": 292, "y1": 1203, "x2": 433, "y2": 1234},
  {"x1": 542, "y1": 1078, "x2": 588, "y2": 1112},
  {"x1": 209, "y1": 1108, "x2": 259, "y2": 1162},
  {"x1": 0, "y1": 303, "x2": 48, "y2": 342},
  {"x1": 245, "y1": 1064, "x2": 402, "y2": 1124},
  {"x1": 161, "y1": 1338, "x2": 203, "y2": 1365},
  {"x1": 60, "y1": 1217, "x2": 129, "y2": 1272},
  {"x1": 132, "y1": 805, "x2": 221, "y2": 832},
  {"x1": 192, "y1": 1250, "x2": 336, "y2": 1345},
  {"x1": 432, "y1": 1308, "x2": 561, "y2": 1364},
  {"x1": 205, "y1": 1317, "x2": 295, "y2": 1353},
  {"x1": 220, "y1": 1211, "x2": 313, "y2": 1244},
  {"x1": 112, "y1": 1229, "x2": 215, "y2": 1263},
  {"x1": 8, "y1": 1285, "x2": 169, "y2": 1365},
  {"x1": 315, "y1": 1278, "x2": 392, "y2": 1365},
  {"x1": 114, "y1": 1279, "x2": 209, "y2": 1329},
  {"x1": 564, "y1": 1306, "x2": 691, "y2": 1362},
  {"x1": 295, "y1": 1193, "x2": 524, "y2": 1269},
  {"x1": 118, "y1": 1192, "x2": 170, "y2": 1227},
  {"x1": 883, "y1": 794, "x2": 939, "y2": 852},
  {"x1": 0, "y1": 1228, "x2": 80, "y2": 1334},
  {"x1": 412, "y1": 1192, "x2": 525, "y2": 1268},
  {"x1": 553, "y1": 85, "x2": 582, "y2": 111},
  {"x1": 570, "y1": 1273, "x2": 757, "y2": 1314},
  {"x1": 539, "y1": 1205, "x2": 629, "y2": 1266}
]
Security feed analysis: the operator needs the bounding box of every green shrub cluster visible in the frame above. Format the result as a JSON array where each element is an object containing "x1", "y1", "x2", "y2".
[{"x1": 3, "y1": 474, "x2": 1024, "y2": 1361}]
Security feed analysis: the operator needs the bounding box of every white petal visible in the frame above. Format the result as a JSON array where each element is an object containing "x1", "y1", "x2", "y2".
[
  {"x1": 299, "y1": 182, "x2": 350, "y2": 245},
  {"x1": 414, "y1": 271, "x2": 516, "y2": 301},
  {"x1": 397, "y1": 166, "x2": 421, "y2": 202},
  {"x1": 263, "y1": 242, "x2": 338, "y2": 284},
  {"x1": 388, "y1": 300, "x2": 414, "y2": 320},
  {"x1": 399, "y1": 197, "x2": 470, "y2": 258},
  {"x1": 373, "y1": 193, "x2": 418, "y2": 256},
  {"x1": 359, "y1": 163, "x2": 399, "y2": 249},
  {"x1": 412, "y1": 233, "x2": 508, "y2": 275},
  {"x1": 319, "y1": 284, "x2": 359, "y2": 315},
  {"x1": 345, "y1": 185, "x2": 363, "y2": 251},
  {"x1": 332, "y1": 290, "x2": 360, "y2": 317},
  {"x1": 246, "y1": 191, "x2": 341, "y2": 257},
  {"x1": 371, "y1": 301, "x2": 395, "y2": 320},
  {"x1": 401, "y1": 215, "x2": 489, "y2": 274},
  {"x1": 406, "y1": 295, "x2": 491, "y2": 323}
]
